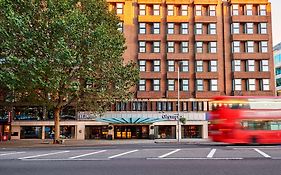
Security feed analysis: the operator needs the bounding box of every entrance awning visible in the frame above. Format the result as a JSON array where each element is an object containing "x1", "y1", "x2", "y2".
[{"x1": 96, "y1": 117, "x2": 164, "y2": 124}]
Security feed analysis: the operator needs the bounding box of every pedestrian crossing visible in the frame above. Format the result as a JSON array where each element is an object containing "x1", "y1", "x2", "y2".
[{"x1": 0, "y1": 147, "x2": 281, "y2": 161}]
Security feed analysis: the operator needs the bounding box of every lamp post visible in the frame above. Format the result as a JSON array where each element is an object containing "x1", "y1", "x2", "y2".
[{"x1": 177, "y1": 64, "x2": 180, "y2": 143}]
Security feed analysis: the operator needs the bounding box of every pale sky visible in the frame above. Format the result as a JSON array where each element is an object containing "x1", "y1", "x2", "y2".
[{"x1": 271, "y1": 0, "x2": 281, "y2": 46}]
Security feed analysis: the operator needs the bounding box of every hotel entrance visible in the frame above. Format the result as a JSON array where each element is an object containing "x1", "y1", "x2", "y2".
[{"x1": 114, "y1": 125, "x2": 149, "y2": 139}]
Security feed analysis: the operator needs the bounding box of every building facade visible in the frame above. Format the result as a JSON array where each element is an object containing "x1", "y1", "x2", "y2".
[
  {"x1": 5, "y1": 0, "x2": 275, "y2": 141},
  {"x1": 274, "y1": 42, "x2": 281, "y2": 96}
]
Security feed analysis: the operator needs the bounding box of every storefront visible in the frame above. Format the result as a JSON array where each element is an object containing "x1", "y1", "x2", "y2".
[
  {"x1": 154, "y1": 125, "x2": 176, "y2": 139},
  {"x1": 20, "y1": 126, "x2": 42, "y2": 139},
  {"x1": 114, "y1": 125, "x2": 149, "y2": 139},
  {"x1": 85, "y1": 125, "x2": 108, "y2": 139},
  {"x1": 45, "y1": 125, "x2": 75, "y2": 139},
  {"x1": 181, "y1": 125, "x2": 203, "y2": 138}
]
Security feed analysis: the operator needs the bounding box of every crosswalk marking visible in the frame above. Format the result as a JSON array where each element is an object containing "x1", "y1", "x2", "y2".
[
  {"x1": 69, "y1": 150, "x2": 107, "y2": 159},
  {"x1": 158, "y1": 149, "x2": 181, "y2": 158},
  {"x1": 254, "y1": 148, "x2": 271, "y2": 158},
  {"x1": 0, "y1": 152, "x2": 25, "y2": 156},
  {"x1": 18, "y1": 151, "x2": 70, "y2": 160},
  {"x1": 207, "y1": 149, "x2": 216, "y2": 158},
  {"x1": 108, "y1": 150, "x2": 139, "y2": 159}
]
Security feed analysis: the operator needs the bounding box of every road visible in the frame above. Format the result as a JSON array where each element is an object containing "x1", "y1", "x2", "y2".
[{"x1": 0, "y1": 144, "x2": 281, "y2": 175}]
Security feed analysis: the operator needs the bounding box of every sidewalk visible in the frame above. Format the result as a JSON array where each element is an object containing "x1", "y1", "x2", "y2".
[{"x1": 0, "y1": 139, "x2": 212, "y2": 148}]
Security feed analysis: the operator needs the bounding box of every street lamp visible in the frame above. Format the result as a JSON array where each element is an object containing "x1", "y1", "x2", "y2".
[{"x1": 177, "y1": 63, "x2": 180, "y2": 143}]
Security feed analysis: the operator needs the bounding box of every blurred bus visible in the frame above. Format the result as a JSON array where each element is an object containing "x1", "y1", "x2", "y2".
[{"x1": 208, "y1": 96, "x2": 281, "y2": 144}]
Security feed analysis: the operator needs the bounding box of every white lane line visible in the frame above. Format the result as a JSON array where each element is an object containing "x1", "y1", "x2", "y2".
[
  {"x1": 254, "y1": 148, "x2": 271, "y2": 158},
  {"x1": 21, "y1": 158, "x2": 110, "y2": 161},
  {"x1": 108, "y1": 150, "x2": 139, "y2": 159},
  {"x1": 69, "y1": 150, "x2": 107, "y2": 159},
  {"x1": 148, "y1": 157, "x2": 243, "y2": 160},
  {"x1": 207, "y1": 149, "x2": 216, "y2": 158},
  {"x1": 18, "y1": 151, "x2": 70, "y2": 160},
  {"x1": 0, "y1": 152, "x2": 25, "y2": 156},
  {"x1": 158, "y1": 149, "x2": 181, "y2": 158}
]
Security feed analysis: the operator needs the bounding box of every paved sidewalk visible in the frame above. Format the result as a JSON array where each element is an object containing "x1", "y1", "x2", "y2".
[{"x1": 0, "y1": 138, "x2": 212, "y2": 148}]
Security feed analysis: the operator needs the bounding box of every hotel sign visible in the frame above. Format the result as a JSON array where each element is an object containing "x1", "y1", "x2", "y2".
[
  {"x1": 77, "y1": 111, "x2": 101, "y2": 120},
  {"x1": 161, "y1": 114, "x2": 179, "y2": 121}
]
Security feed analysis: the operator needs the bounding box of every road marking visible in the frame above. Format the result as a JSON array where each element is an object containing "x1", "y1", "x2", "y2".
[
  {"x1": 18, "y1": 151, "x2": 70, "y2": 160},
  {"x1": 69, "y1": 150, "x2": 107, "y2": 159},
  {"x1": 207, "y1": 149, "x2": 216, "y2": 158},
  {"x1": 108, "y1": 150, "x2": 139, "y2": 159},
  {"x1": 0, "y1": 152, "x2": 25, "y2": 156},
  {"x1": 254, "y1": 148, "x2": 271, "y2": 158},
  {"x1": 148, "y1": 157, "x2": 243, "y2": 160},
  {"x1": 21, "y1": 158, "x2": 110, "y2": 161},
  {"x1": 158, "y1": 149, "x2": 181, "y2": 158}
]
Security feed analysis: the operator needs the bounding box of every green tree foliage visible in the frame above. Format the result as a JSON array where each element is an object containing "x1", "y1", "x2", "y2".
[{"x1": 0, "y1": 0, "x2": 139, "y2": 141}]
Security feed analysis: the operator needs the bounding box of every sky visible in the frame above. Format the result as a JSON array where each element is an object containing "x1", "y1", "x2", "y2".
[{"x1": 271, "y1": 0, "x2": 281, "y2": 46}]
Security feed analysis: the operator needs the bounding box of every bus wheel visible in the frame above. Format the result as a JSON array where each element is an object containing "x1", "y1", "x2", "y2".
[{"x1": 250, "y1": 136, "x2": 259, "y2": 145}]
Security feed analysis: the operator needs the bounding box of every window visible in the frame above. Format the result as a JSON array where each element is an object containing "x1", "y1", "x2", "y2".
[
  {"x1": 139, "y1": 60, "x2": 146, "y2": 72},
  {"x1": 261, "y1": 79, "x2": 270, "y2": 91},
  {"x1": 232, "y1": 60, "x2": 241, "y2": 72},
  {"x1": 153, "y1": 60, "x2": 160, "y2": 72},
  {"x1": 260, "y1": 41, "x2": 268, "y2": 53},
  {"x1": 196, "y1": 42, "x2": 203, "y2": 53},
  {"x1": 246, "y1": 41, "x2": 254, "y2": 53},
  {"x1": 196, "y1": 60, "x2": 203, "y2": 72},
  {"x1": 209, "y1": 60, "x2": 217, "y2": 72},
  {"x1": 181, "y1": 42, "x2": 189, "y2": 53},
  {"x1": 153, "y1": 41, "x2": 160, "y2": 53},
  {"x1": 167, "y1": 5, "x2": 174, "y2": 16},
  {"x1": 231, "y1": 23, "x2": 240, "y2": 34},
  {"x1": 259, "y1": 5, "x2": 266, "y2": 16},
  {"x1": 153, "y1": 23, "x2": 160, "y2": 34},
  {"x1": 139, "y1": 79, "x2": 146, "y2": 91},
  {"x1": 196, "y1": 79, "x2": 204, "y2": 91},
  {"x1": 180, "y1": 61, "x2": 189, "y2": 72},
  {"x1": 209, "y1": 5, "x2": 216, "y2": 16},
  {"x1": 167, "y1": 42, "x2": 175, "y2": 53},
  {"x1": 208, "y1": 23, "x2": 216, "y2": 35},
  {"x1": 153, "y1": 5, "x2": 160, "y2": 16},
  {"x1": 153, "y1": 79, "x2": 160, "y2": 91},
  {"x1": 167, "y1": 23, "x2": 174, "y2": 34},
  {"x1": 209, "y1": 42, "x2": 217, "y2": 53},
  {"x1": 233, "y1": 79, "x2": 242, "y2": 91},
  {"x1": 260, "y1": 60, "x2": 269, "y2": 72},
  {"x1": 117, "y1": 22, "x2": 123, "y2": 32},
  {"x1": 195, "y1": 23, "x2": 203, "y2": 34},
  {"x1": 181, "y1": 5, "x2": 188, "y2": 16},
  {"x1": 116, "y1": 3, "x2": 123, "y2": 14},
  {"x1": 168, "y1": 60, "x2": 175, "y2": 72},
  {"x1": 210, "y1": 79, "x2": 218, "y2": 91},
  {"x1": 181, "y1": 79, "x2": 189, "y2": 91},
  {"x1": 139, "y1": 4, "x2": 146, "y2": 15},
  {"x1": 168, "y1": 79, "x2": 175, "y2": 91},
  {"x1": 245, "y1": 23, "x2": 253, "y2": 34},
  {"x1": 247, "y1": 79, "x2": 255, "y2": 91},
  {"x1": 246, "y1": 60, "x2": 255, "y2": 72},
  {"x1": 139, "y1": 41, "x2": 146, "y2": 53},
  {"x1": 195, "y1": 5, "x2": 202, "y2": 16},
  {"x1": 139, "y1": 23, "x2": 146, "y2": 34},
  {"x1": 232, "y1": 4, "x2": 239, "y2": 16},
  {"x1": 259, "y1": 23, "x2": 267, "y2": 34},
  {"x1": 232, "y1": 41, "x2": 240, "y2": 53},
  {"x1": 245, "y1": 5, "x2": 253, "y2": 16},
  {"x1": 181, "y1": 23, "x2": 189, "y2": 34}
]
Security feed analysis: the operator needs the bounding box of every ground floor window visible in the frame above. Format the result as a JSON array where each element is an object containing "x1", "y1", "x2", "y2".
[
  {"x1": 85, "y1": 126, "x2": 108, "y2": 139},
  {"x1": 181, "y1": 125, "x2": 202, "y2": 138},
  {"x1": 20, "y1": 126, "x2": 42, "y2": 139},
  {"x1": 45, "y1": 126, "x2": 75, "y2": 139},
  {"x1": 154, "y1": 125, "x2": 176, "y2": 139},
  {"x1": 114, "y1": 125, "x2": 149, "y2": 139}
]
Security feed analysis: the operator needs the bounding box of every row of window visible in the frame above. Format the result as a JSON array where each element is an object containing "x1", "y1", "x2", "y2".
[
  {"x1": 232, "y1": 41, "x2": 268, "y2": 53},
  {"x1": 113, "y1": 3, "x2": 267, "y2": 17},
  {"x1": 232, "y1": 60, "x2": 269, "y2": 72},
  {"x1": 231, "y1": 23, "x2": 267, "y2": 35},
  {"x1": 138, "y1": 79, "x2": 270, "y2": 92}
]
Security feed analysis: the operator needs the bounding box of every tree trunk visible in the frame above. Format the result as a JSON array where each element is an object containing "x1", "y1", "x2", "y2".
[{"x1": 54, "y1": 107, "x2": 61, "y2": 142}]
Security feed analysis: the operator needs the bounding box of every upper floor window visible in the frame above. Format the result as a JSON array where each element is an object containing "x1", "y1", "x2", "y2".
[
  {"x1": 195, "y1": 5, "x2": 202, "y2": 16},
  {"x1": 209, "y1": 42, "x2": 217, "y2": 53},
  {"x1": 139, "y1": 4, "x2": 146, "y2": 15},
  {"x1": 196, "y1": 60, "x2": 203, "y2": 72},
  {"x1": 260, "y1": 60, "x2": 269, "y2": 72},
  {"x1": 181, "y1": 79, "x2": 189, "y2": 91},
  {"x1": 208, "y1": 23, "x2": 216, "y2": 35},
  {"x1": 209, "y1": 60, "x2": 217, "y2": 72},
  {"x1": 167, "y1": 23, "x2": 174, "y2": 34},
  {"x1": 245, "y1": 5, "x2": 253, "y2": 16},
  {"x1": 139, "y1": 23, "x2": 146, "y2": 34},
  {"x1": 210, "y1": 79, "x2": 218, "y2": 91},
  {"x1": 153, "y1": 4, "x2": 160, "y2": 16},
  {"x1": 233, "y1": 79, "x2": 242, "y2": 91},
  {"x1": 117, "y1": 22, "x2": 123, "y2": 32},
  {"x1": 153, "y1": 60, "x2": 161, "y2": 72},
  {"x1": 139, "y1": 41, "x2": 146, "y2": 53},
  {"x1": 168, "y1": 79, "x2": 175, "y2": 91},
  {"x1": 259, "y1": 5, "x2": 266, "y2": 16},
  {"x1": 196, "y1": 79, "x2": 204, "y2": 91},
  {"x1": 196, "y1": 42, "x2": 203, "y2": 53},
  {"x1": 168, "y1": 60, "x2": 175, "y2": 72},
  {"x1": 231, "y1": 23, "x2": 240, "y2": 34},
  {"x1": 246, "y1": 60, "x2": 255, "y2": 72},
  {"x1": 209, "y1": 5, "x2": 216, "y2": 16},
  {"x1": 181, "y1": 23, "x2": 189, "y2": 34},
  {"x1": 195, "y1": 23, "x2": 203, "y2": 35},
  {"x1": 245, "y1": 41, "x2": 254, "y2": 53},
  {"x1": 167, "y1": 5, "x2": 174, "y2": 16},
  {"x1": 181, "y1": 42, "x2": 189, "y2": 53},
  {"x1": 232, "y1": 4, "x2": 239, "y2": 16},
  {"x1": 232, "y1": 41, "x2": 240, "y2": 53},
  {"x1": 232, "y1": 60, "x2": 241, "y2": 72},
  {"x1": 116, "y1": 3, "x2": 123, "y2": 14},
  {"x1": 153, "y1": 41, "x2": 160, "y2": 53},
  {"x1": 153, "y1": 23, "x2": 160, "y2": 34},
  {"x1": 261, "y1": 79, "x2": 270, "y2": 91},
  {"x1": 167, "y1": 42, "x2": 175, "y2": 53},
  {"x1": 153, "y1": 79, "x2": 160, "y2": 91},
  {"x1": 260, "y1": 41, "x2": 268, "y2": 53},
  {"x1": 247, "y1": 79, "x2": 256, "y2": 91},
  {"x1": 181, "y1": 5, "x2": 188, "y2": 16},
  {"x1": 139, "y1": 60, "x2": 146, "y2": 72},
  {"x1": 139, "y1": 79, "x2": 146, "y2": 91},
  {"x1": 245, "y1": 23, "x2": 253, "y2": 34},
  {"x1": 259, "y1": 23, "x2": 267, "y2": 34},
  {"x1": 180, "y1": 61, "x2": 189, "y2": 72}
]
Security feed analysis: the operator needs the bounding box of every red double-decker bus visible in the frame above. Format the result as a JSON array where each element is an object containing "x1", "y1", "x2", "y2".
[{"x1": 208, "y1": 96, "x2": 281, "y2": 144}]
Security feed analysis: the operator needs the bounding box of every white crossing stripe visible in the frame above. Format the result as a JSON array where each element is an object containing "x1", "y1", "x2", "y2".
[
  {"x1": 18, "y1": 151, "x2": 70, "y2": 160},
  {"x1": 0, "y1": 152, "x2": 25, "y2": 156},
  {"x1": 254, "y1": 148, "x2": 271, "y2": 158},
  {"x1": 69, "y1": 150, "x2": 107, "y2": 159},
  {"x1": 158, "y1": 149, "x2": 181, "y2": 158},
  {"x1": 207, "y1": 149, "x2": 216, "y2": 158},
  {"x1": 108, "y1": 150, "x2": 139, "y2": 159}
]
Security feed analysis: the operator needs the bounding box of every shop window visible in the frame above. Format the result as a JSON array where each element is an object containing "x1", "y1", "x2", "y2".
[
  {"x1": 154, "y1": 125, "x2": 176, "y2": 139},
  {"x1": 20, "y1": 126, "x2": 42, "y2": 139},
  {"x1": 181, "y1": 125, "x2": 202, "y2": 138}
]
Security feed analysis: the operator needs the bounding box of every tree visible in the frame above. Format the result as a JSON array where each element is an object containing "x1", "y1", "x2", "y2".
[{"x1": 0, "y1": 0, "x2": 139, "y2": 142}]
